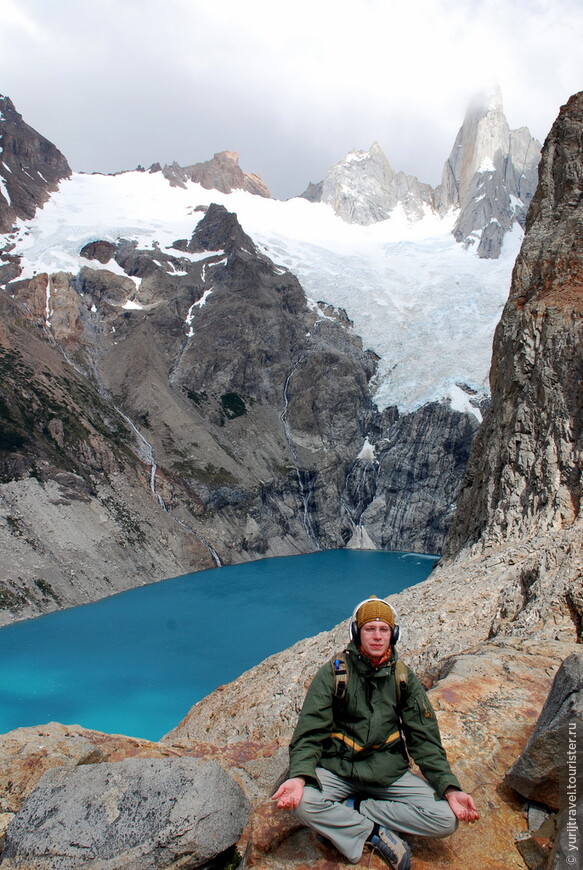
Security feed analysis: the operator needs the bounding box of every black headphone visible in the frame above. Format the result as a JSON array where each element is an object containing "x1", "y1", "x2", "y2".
[{"x1": 349, "y1": 596, "x2": 401, "y2": 647}]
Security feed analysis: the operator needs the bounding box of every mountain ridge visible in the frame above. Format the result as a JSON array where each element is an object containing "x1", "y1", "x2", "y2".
[
  {"x1": 0, "y1": 91, "x2": 546, "y2": 624},
  {"x1": 1, "y1": 89, "x2": 539, "y2": 261},
  {"x1": 303, "y1": 87, "x2": 541, "y2": 258}
]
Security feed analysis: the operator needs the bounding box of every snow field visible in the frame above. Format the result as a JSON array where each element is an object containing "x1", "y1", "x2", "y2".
[{"x1": 7, "y1": 170, "x2": 521, "y2": 413}]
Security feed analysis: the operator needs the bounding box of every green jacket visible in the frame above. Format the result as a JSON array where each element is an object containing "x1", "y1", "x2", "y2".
[{"x1": 288, "y1": 642, "x2": 462, "y2": 798}]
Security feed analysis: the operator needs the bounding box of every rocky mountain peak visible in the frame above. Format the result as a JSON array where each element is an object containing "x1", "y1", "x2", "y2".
[
  {"x1": 305, "y1": 89, "x2": 540, "y2": 257},
  {"x1": 160, "y1": 149, "x2": 270, "y2": 197},
  {"x1": 435, "y1": 88, "x2": 541, "y2": 257},
  {"x1": 449, "y1": 86, "x2": 510, "y2": 203},
  {"x1": 442, "y1": 89, "x2": 583, "y2": 633},
  {"x1": 317, "y1": 141, "x2": 397, "y2": 224},
  {"x1": 174, "y1": 202, "x2": 259, "y2": 256},
  {"x1": 0, "y1": 95, "x2": 71, "y2": 233},
  {"x1": 313, "y1": 140, "x2": 434, "y2": 225}
]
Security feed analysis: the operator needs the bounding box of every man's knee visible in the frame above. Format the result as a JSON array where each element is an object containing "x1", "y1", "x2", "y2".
[
  {"x1": 292, "y1": 786, "x2": 326, "y2": 823},
  {"x1": 428, "y1": 800, "x2": 458, "y2": 838}
]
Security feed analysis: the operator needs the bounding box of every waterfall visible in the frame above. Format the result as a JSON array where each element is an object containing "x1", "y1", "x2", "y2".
[
  {"x1": 112, "y1": 411, "x2": 224, "y2": 566},
  {"x1": 295, "y1": 467, "x2": 320, "y2": 548},
  {"x1": 115, "y1": 408, "x2": 166, "y2": 510},
  {"x1": 172, "y1": 517, "x2": 222, "y2": 568},
  {"x1": 196, "y1": 534, "x2": 222, "y2": 568}
]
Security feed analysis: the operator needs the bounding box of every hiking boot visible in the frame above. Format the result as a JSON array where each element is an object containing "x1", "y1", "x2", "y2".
[{"x1": 366, "y1": 825, "x2": 411, "y2": 870}]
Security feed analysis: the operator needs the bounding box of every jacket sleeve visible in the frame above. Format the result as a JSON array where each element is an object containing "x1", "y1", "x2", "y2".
[
  {"x1": 400, "y1": 669, "x2": 462, "y2": 798},
  {"x1": 288, "y1": 663, "x2": 336, "y2": 786}
]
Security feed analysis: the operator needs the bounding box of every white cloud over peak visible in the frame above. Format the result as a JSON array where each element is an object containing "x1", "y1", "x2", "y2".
[{"x1": 0, "y1": 0, "x2": 581, "y2": 197}]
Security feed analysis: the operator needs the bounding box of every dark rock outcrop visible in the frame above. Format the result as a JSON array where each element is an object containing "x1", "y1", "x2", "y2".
[
  {"x1": 80, "y1": 239, "x2": 116, "y2": 263},
  {"x1": 298, "y1": 180, "x2": 323, "y2": 202},
  {"x1": 0, "y1": 95, "x2": 71, "y2": 233},
  {"x1": 345, "y1": 402, "x2": 479, "y2": 554},
  {"x1": 505, "y1": 650, "x2": 583, "y2": 809}
]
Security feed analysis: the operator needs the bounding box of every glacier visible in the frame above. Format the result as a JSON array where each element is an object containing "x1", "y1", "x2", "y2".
[{"x1": 7, "y1": 169, "x2": 521, "y2": 413}]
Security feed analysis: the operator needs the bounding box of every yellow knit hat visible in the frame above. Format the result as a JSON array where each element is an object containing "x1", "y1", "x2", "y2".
[{"x1": 355, "y1": 596, "x2": 395, "y2": 629}]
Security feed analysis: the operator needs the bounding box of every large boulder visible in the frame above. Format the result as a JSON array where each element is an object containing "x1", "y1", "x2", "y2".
[
  {"x1": 505, "y1": 651, "x2": 583, "y2": 810},
  {"x1": 1, "y1": 756, "x2": 249, "y2": 870}
]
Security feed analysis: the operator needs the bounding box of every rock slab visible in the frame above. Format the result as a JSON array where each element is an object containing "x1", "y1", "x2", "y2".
[
  {"x1": 505, "y1": 651, "x2": 583, "y2": 810},
  {"x1": 2, "y1": 756, "x2": 250, "y2": 870}
]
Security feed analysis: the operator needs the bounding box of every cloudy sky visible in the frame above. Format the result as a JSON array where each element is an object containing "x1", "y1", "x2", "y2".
[{"x1": 1, "y1": 0, "x2": 581, "y2": 198}]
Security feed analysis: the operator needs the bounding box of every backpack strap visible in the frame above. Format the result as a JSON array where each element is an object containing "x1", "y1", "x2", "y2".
[
  {"x1": 394, "y1": 660, "x2": 412, "y2": 766},
  {"x1": 395, "y1": 659, "x2": 409, "y2": 706},
  {"x1": 331, "y1": 653, "x2": 348, "y2": 701}
]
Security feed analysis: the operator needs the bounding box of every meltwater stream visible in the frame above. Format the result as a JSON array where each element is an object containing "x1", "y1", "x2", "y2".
[{"x1": 0, "y1": 550, "x2": 437, "y2": 741}]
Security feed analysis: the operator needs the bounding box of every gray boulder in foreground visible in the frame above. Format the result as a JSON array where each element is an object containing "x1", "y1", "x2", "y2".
[
  {"x1": 2, "y1": 756, "x2": 250, "y2": 869},
  {"x1": 504, "y1": 651, "x2": 583, "y2": 810}
]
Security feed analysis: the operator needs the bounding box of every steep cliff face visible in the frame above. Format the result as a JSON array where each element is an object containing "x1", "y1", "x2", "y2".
[
  {"x1": 445, "y1": 92, "x2": 582, "y2": 556},
  {"x1": 342, "y1": 402, "x2": 479, "y2": 554},
  {"x1": 0, "y1": 95, "x2": 71, "y2": 234},
  {"x1": 435, "y1": 88, "x2": 541, "y2": 258},
  {"x1": 429, "y1": 92, "x2": 583, "y2": 647}
]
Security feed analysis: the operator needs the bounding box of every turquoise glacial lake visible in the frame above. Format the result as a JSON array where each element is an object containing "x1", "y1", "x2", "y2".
[{"x1": 0, "y1": 550, "x2": 437, "y2": 741}]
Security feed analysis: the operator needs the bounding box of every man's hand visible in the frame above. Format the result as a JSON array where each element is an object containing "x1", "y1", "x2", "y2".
[
  {"x1": 271, "y1": 777, "x2": 305, "y2": 810},
  {"x1": 445, "y1": 788, "x2": 479, "y2": 822}
]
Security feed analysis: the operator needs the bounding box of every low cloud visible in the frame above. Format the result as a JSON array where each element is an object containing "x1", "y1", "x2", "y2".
[{"x1": 0, "y1": 0, "x2": 581, "y2": 197}]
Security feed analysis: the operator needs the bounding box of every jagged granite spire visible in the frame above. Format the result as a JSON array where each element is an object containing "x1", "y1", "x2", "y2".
[
  {"x1": 305, "y1": 89, "x2": 541, "y2": 257},
  {"x1": 309, "y1": 141, "x2": 434, "y2": 225},
  {"x1": 435, "y1": 86, "x2": 541, "y2": 258},
  {"x1": 0, "y1": 95, "x2": 71, "y2": 233}
]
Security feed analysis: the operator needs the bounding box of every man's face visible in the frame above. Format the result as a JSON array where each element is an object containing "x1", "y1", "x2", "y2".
[{"x1": 359, "y1": 620, "x2": 392, "y2": 662}]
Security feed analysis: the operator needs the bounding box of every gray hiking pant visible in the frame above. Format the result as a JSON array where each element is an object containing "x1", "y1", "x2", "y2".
[{"x1": 293, "y1": 766, "x2": 458, "y2": 864}]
